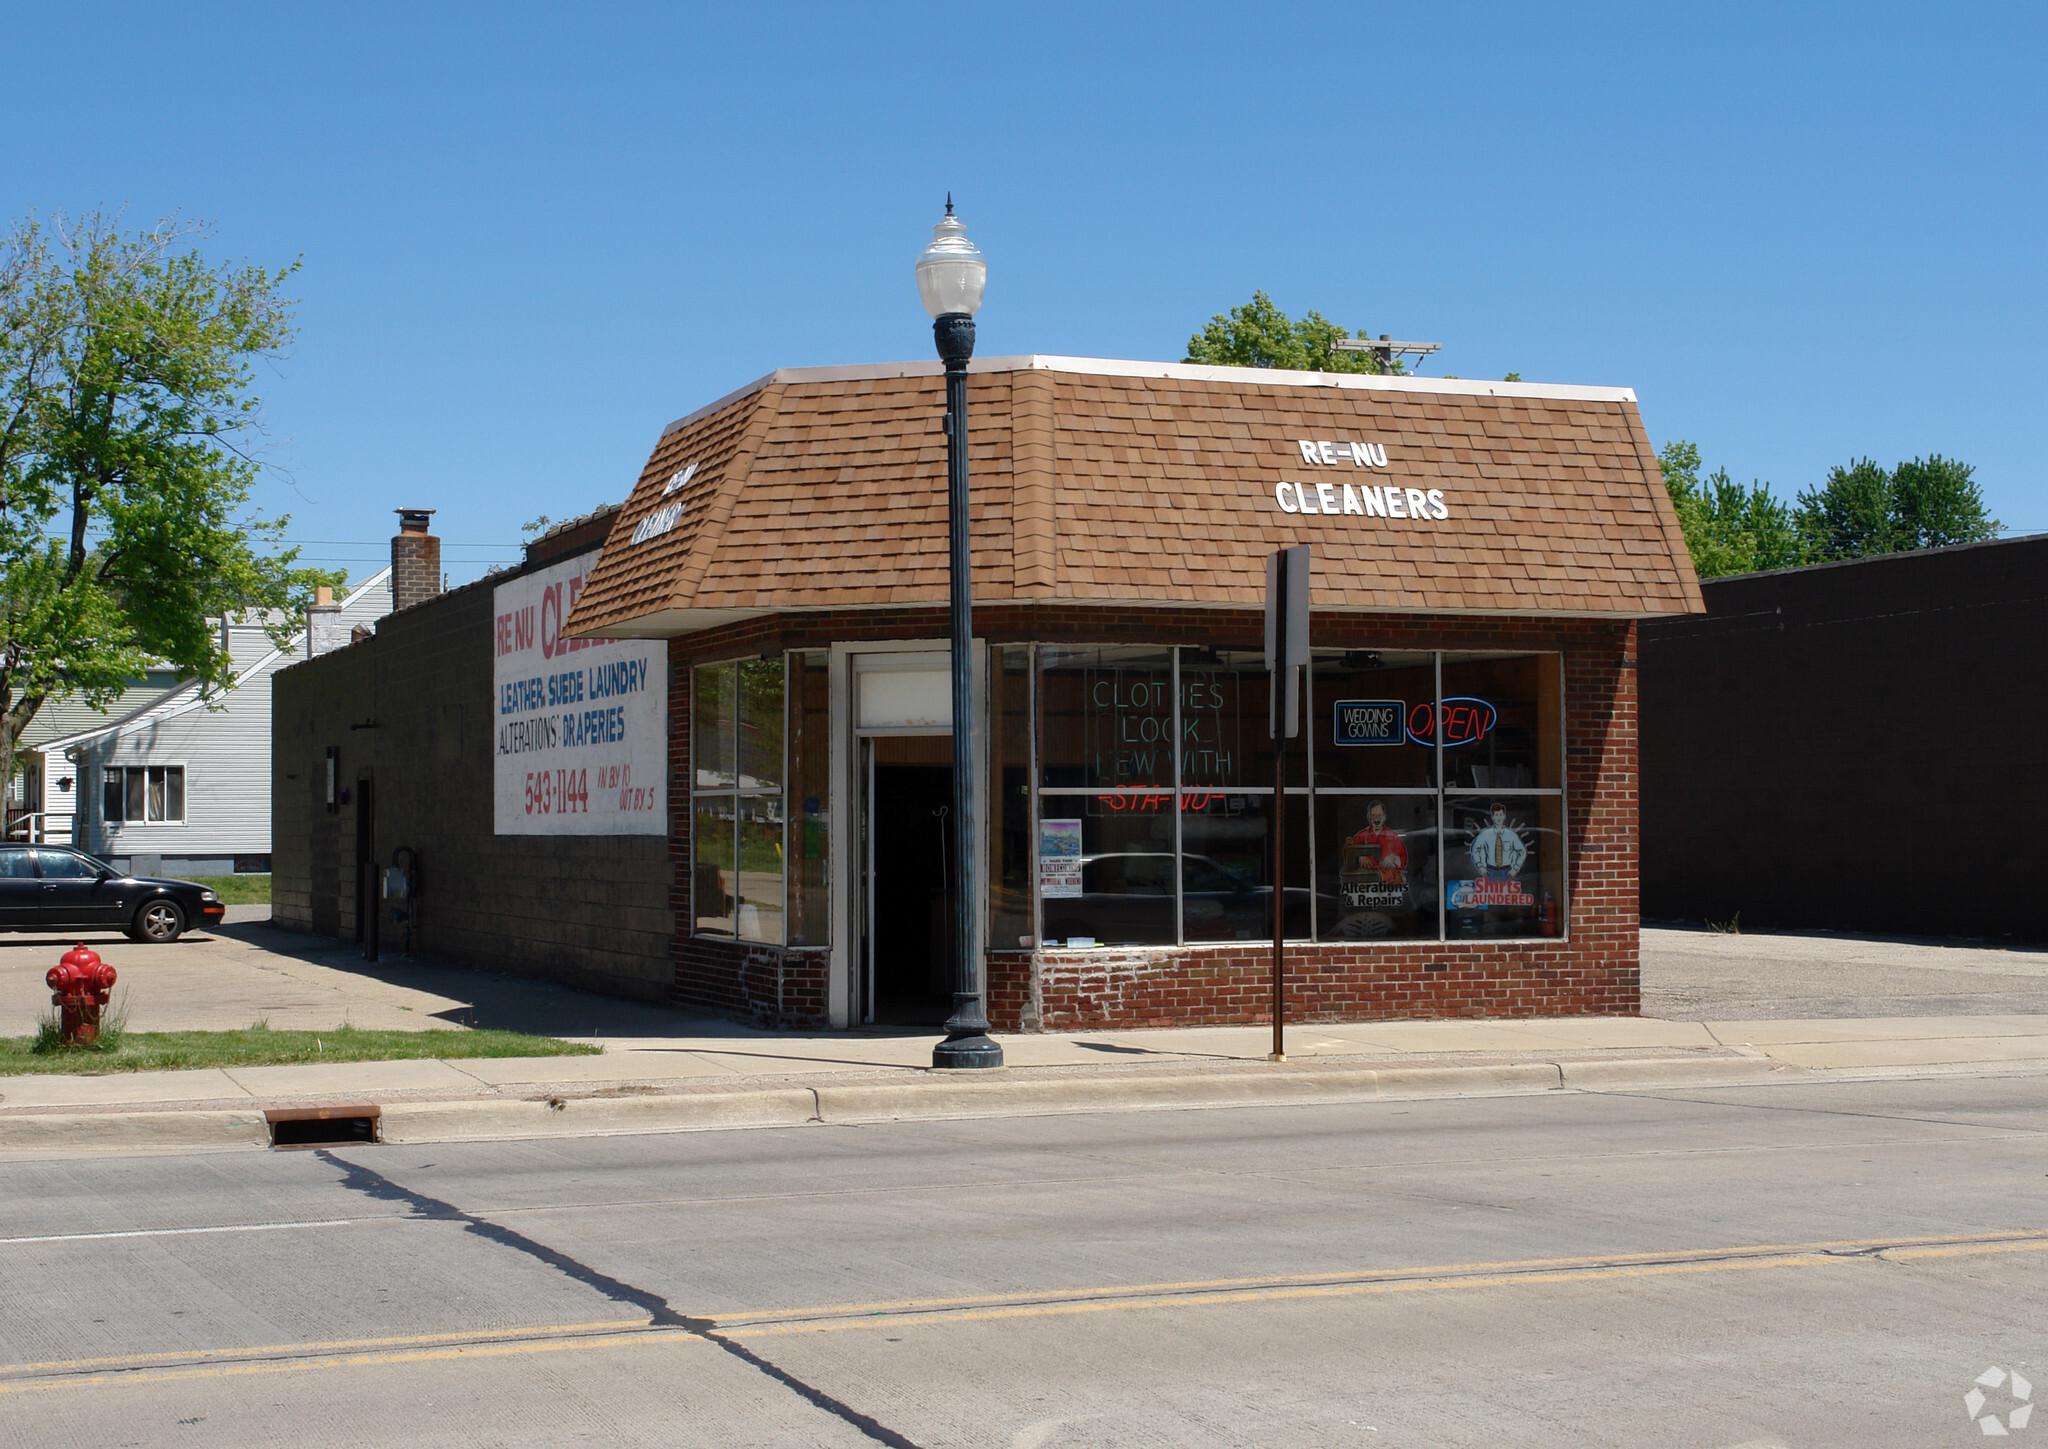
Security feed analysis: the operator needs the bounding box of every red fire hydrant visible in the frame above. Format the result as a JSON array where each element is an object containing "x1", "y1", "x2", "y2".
[{"x1": 47, "y1": 944, "x2": 117, "y2": 1045}]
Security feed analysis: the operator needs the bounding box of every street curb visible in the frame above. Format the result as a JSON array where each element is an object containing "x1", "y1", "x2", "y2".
[
  {"x1": 0, "y1": 1054, "x2": 1872, "y2": 1154},
  {"x1": 379, "y1": 1088, "x2": 820, "y2": 1143},
  {"x1": 0, "y1": 1109, "x2": 270, "y2": 1154},
  {"x1": 1558, "y1": 1057, "x2": 1796, "y2": 1090},
  {"x1": 813, "y1": 1063, "x2": 1567, "y2": 1126}
]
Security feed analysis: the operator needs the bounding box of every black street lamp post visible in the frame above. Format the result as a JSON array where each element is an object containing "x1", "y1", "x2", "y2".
[{"x1": 918, "y1": 198, "x2": 1003, "y2": 1070}]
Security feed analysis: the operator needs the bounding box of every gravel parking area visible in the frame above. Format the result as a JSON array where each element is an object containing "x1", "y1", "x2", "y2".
[{"x1": 1642, "y1": 925, "x2": 2048, "y2": 1019}]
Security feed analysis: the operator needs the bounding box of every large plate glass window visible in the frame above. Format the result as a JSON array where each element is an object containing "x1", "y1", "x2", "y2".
[
  {"x1": 786, "y1": 652, "x2": 831, "y2": 946},
  {"x1": 1036, "y1": 647, "x2": 1177, "y2": 946},
  {"x1": 988, "y1": 645, "x2": 1034, "y2": 951},
  {"x1": 1025, "y1": 646, "x2": 1567, "y2": 946},
  {"x1": 691, "y1": 660, "x2": 785, "y2": 943},
  {"x1": 1443, "y1": 795, "x2": 1564, "y2": 939},
  {"x1": 1437, "y1": 653, "x2": 1563, "y2": 939}
]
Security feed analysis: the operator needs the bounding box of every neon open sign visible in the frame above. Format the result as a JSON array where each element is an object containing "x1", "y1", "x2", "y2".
[{"x1": 1405, "y1": 697, "x2": 1497, "y2": 749}]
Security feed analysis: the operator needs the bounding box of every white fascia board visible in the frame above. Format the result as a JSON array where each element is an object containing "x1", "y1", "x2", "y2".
[
  {"x1": 658, "y1": 356, "x2": 1637, "y2": 437},
  {"x1": 571, "y1": 591, "x2": 1686, "y2": 642}
]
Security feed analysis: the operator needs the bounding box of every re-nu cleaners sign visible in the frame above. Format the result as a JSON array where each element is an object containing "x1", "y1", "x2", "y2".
[{"x1": 491, "y1": 553, "x2": 667, "y2": 836}]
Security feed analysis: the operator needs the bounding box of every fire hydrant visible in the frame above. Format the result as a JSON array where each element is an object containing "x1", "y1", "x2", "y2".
[{"x1": 47, "y1": 944, "x2": 117, "y2": 1045}]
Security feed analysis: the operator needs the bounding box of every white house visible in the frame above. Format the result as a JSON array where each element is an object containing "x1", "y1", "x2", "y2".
[{"x1": 38, "y1": 570, "x2": 393, "y2": 877}]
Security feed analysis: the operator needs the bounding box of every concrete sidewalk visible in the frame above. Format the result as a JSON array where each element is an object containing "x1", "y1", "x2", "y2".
[
  {"x1": 4, "y1": 914, "x2": 2046, "y2": 1154},
  {"x1": 6, "y1": 1007, "x2": 2048, "y2": 1156}
]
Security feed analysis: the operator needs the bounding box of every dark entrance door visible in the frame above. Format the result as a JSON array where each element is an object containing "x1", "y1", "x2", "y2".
[{"x1": 866, "y1": 736, "x2": 954, "y2": 1025}]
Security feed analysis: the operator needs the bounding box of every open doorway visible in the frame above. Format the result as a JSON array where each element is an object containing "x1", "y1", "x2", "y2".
[{"x1": 861, "y1": 734, "x2": 954, "y2": 1025}]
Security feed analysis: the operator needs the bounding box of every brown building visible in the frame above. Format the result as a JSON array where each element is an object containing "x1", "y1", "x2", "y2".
[{"x1": 544, "y1": 355, "x2": 1702, "y2": 1029}]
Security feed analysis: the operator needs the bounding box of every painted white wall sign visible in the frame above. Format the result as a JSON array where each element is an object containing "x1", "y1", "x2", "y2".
[{"x1": 492, "y1": 553, "x2": 667, "y2": 835}]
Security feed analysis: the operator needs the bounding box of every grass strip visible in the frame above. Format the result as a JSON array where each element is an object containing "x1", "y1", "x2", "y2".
[
  {"x1": 0, "y1": 1024, "x2": 600, "y2": 1075},
  {"x1": 186, "y1": 874, "x2": 271, "y2": 905}
]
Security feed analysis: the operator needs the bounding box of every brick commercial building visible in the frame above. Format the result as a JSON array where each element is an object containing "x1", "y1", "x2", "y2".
[
  {"x1": 1640, "y1": 534, "x2": 2048, "y2": 942},
  {"x1": 271, "y1": 507, "x2": 675, "y2": 999},
  {"x1": 275, "y1": 356, "x2": 1702, "y2": 1028}
]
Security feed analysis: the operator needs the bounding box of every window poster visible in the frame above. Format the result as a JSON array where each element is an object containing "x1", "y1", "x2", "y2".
[
  {"x1": 1446, "y1": 801, "x2": 1535, "y2": 910},
  {"x1": 1038, "y1": 818, "x2": 1083, "y2": 898},
  {"x1": 492, "y1": 553, "x2": 667, "y2": 835},
  {"x1": 1339, "y1": 798, "x2": 1413, "y2": 912}
]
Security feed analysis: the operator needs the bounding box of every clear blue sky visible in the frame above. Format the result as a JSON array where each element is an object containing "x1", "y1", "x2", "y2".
[{"x1": 5, "y1": 3, "x2": 2043, "y2": 583}]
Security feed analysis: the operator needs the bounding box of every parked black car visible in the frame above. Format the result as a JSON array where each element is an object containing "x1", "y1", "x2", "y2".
[{"x1": 0, "y1": 845, "x2": 225, "y2": 942}]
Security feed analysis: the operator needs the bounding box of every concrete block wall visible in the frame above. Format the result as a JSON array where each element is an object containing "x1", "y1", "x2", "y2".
[
  {"x1": 1641, "y1": 536, "x2": 2047, "y2": 940},
  {"x1": 668, "y1": 603, "x2": 1641, "y2": 1031},
  {"x1": 273, "y1": 556, "x2": 673, "y2": 1000}
]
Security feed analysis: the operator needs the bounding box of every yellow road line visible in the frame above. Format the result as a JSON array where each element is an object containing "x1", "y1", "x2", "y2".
[
  {"x1": 731, "y1": 1238, "x2": 2048, "y2": 1340},
  {"x1": 4, "y1": 1229, "x2": 2042, "y2": 1395},
  {"x1": 0, "y1": 1330, "x2": 697, "y2": 1396},
  {"x1": 715, "y1": 1226, "x2": 2048, "y2": 1324},
  {"x1": 0, "y1": 1319, "x2": 654, "y2": 1378}
]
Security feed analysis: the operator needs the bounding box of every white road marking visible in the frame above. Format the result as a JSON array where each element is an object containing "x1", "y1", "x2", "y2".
[{"x1": 0, "y1": 1218, "x2": 359, "y2": 1246}]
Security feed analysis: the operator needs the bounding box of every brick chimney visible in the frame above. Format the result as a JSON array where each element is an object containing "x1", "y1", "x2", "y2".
[
  {"x1": 392, "y1": 508, "x2": 441, "y2": 613},
  {"x1": 305, "y1": 585, "x2": 348, "y2": 658}
]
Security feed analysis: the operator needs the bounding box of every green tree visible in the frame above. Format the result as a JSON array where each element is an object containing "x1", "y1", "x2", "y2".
[
  {"x1": 1656, "y1": 440, "x2": 1807, "y2": 578},
  {"x1": 1794, "y1": 454, "x2": 1999, "y2": 561},
  {"x1": 0, "y1": 212, "x2": 341, "y2": 830},
  {"x1": 1184, "y1": 290, "x2": 1404, "y2": 375}
]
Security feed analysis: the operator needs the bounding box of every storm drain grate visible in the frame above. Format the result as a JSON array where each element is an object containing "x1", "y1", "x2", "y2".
[{"x1": 266, "y1": 1104, "x2": 382, "y2": 1148}]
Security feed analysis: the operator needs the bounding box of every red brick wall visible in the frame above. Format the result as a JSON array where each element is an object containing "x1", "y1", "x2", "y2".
[{"x1": 666, "y1": 607, "x2": 1640, "y2": 1031}]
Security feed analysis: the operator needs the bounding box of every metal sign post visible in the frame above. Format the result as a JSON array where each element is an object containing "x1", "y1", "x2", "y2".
[{"x1": 1263, "y1": 544, "x2": 1310, "y2": 1063}]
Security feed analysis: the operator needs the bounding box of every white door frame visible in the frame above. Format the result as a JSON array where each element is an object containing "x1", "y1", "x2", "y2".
[{"x1": 827, "y1": 640, "x2": 986, "y2": 1028}]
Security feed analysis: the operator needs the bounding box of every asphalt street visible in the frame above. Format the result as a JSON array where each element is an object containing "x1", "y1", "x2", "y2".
[{"x1": 3, "y1": 1074, "x2": 2045, "y2": 1448}]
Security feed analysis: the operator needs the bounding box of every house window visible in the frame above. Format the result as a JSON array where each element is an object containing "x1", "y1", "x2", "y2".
[
  {"x1": 690, "y1": 660, "x2": 785, "y2": 943},
  {"x1": 103, "y1": 766, "x2": 185, "y2": 825}
]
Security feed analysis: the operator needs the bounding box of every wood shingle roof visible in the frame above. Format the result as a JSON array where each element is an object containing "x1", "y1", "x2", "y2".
[{"x1": 566, "y1": 357, "x2": 1703, "y2": 638}]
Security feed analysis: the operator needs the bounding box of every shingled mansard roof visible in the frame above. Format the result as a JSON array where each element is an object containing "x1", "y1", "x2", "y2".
[{"x1": 565, "y1": 356, "x2": 1704, "y2": 640}]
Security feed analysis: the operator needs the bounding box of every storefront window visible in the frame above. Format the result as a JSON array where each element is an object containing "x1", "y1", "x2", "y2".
[
  {"x1": 693, "y1": 663, "x2": 735, "y2": 789},
  {"x1": 786, "y1": 652, "x2": 830, "y2": 946},
  {"x1": 1026, "y1": 645, "x2": 1567, "y2": 946},
  {"x1": 738, "y1": 658, "x2": 784, "y2": 791},
  {"x1": 1309, "y1": 651, "x2": 1438, "y2": 789},
  {"x1": 1437, "y1": 654, "x2": 1562, "y2": 791},
  {"x1": 1180, "y1": 790, "x2": 1311, "y2": 942},
  {"x1": 1037, "y1": 800, "x2": 1177, "y2": 948},
  {"x1": 737, "y1": 795, "x2": 784, "y2": 943},
  {"x1": 1443, "y1": 795, "x2": 1565, "y2": 940},
  {"x1": 692, "y1": 795, "x2": 736, "y2": 937},
  {"x1": 1313, "y1": 793, "x2": 1439, "y2": 940},
  {"x1": 1038, "y1": 646, "x2": 1176, "y2": 790},
  {"x1": 692, "y1": 659, "x2": 785, "y2": 942},
  {"x1": 1177, "y1": 650, "x2": 1301, "y2": 790},
  {"x1": 989, "y1": 645, "x2": 1034, "y2": 950}
]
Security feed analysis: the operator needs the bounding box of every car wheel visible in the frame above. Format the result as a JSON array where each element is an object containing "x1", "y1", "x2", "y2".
[{"x1": 133, "y1": 898, "x2": 186, "y2": 944}]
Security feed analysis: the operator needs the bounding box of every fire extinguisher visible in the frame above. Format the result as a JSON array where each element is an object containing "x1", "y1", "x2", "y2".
[{"x1": 1539, "y1": 891, "x2": 1558, "y2": 936}]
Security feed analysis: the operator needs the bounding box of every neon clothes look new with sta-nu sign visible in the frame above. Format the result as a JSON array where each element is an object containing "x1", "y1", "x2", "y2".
[{"x1": 491, "y1": 554, "x2": 668, "y2": 835}]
